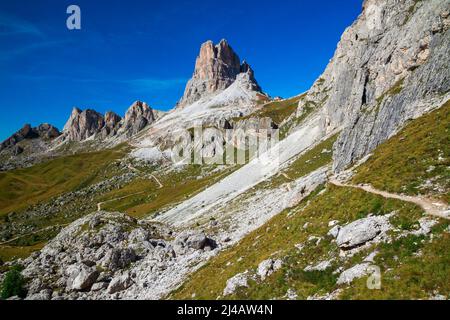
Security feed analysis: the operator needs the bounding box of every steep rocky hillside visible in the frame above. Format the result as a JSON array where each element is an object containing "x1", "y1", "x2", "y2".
[{"x1": 172, "y1": 101, "x2": 449, "y2": 300}]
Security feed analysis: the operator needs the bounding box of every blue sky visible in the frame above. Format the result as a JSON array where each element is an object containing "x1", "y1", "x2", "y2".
[{"x1": 0, "y1": 0, "x2": 363, "y2": 141}]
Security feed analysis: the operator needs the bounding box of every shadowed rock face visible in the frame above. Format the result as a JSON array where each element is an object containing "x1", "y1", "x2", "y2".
[
  {"x1": 121, "y1": 101, "x2": 155, "y2": 137},
  {"x1": 0, "y1": 123, "x2": 61, "y2": 151},
  {"x1": 177, "y1": 39, "x2": 262, "y2": 108},
  {"x1": 63, "y1": 108, "x2": 105, "y2": 141},
  {"x1": 101, "y1": 111, "x2": 122, "y2": 138}
]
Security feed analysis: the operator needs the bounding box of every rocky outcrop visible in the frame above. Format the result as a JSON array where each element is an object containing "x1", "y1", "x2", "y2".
[
  {"x1": 120, "y1": 101, "x2": 155, "y2": 137},
  {"x1": 177, "y1": 39, "x2": 262, "y2": 108},
  {"x1": 16, "y1": 211, "x2": 217, "y2": 300},
  {"x1": 63, "y1": 108, "x2": 105, "y2": 141},
  {"x1": 257, "y1": 259, "x2": 283, "y2": 280},
  {"x1": 334, "y1": 215, "x2": 391, "y2": 250},
  {"x1": 294, "y1": 0, "x2": 450, "y2": 172},
  {"x1": 223, "y1": 271, "x2": 250, "y2": 296},
  {"x1": 0, "y1": 123, "x2": 61, "y2": 151},
  {"x1": 101, "y1": 111, "x2": 122, "y2": 138}
]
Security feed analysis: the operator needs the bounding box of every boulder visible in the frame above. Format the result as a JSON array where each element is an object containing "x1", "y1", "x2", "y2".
[
  {"x1": 176, "y1": 232, "x2": 217, "y2": 251},
  {"x1": 304, "y1": 259, "x2": 333, "y2": 272},
  {"x1": 223, "y1": 272, "x2": 249, "y2": 296},
  {"x1": 71, "y1": 266, "x2": 99, "y2": 291},
  {"x1": 91, "y1": 282, "x2": 109, "y2": 292},
  {"x1": 186, "y1": 233, "x2": 207, "y2": 250},
  {"x1": 327, "y1": 225, "x2": 341, "y2": 238},
  {"x1": 25, "y1": 289, "x2": 52, "y2": 300},
  {"x1": 336, "y1": 216, "x2": 390, "y2": 249},
  {"x1": 101, "y1": 248, "x2": 137, "y2": 271},
  {"x1": 336, "y1": 263, "x2": 371, "y2": 285},
  {"x1": 107, "y1": 272, "x2": 133, "y2": 294},
  {"x1": 257, "y1": 259, "x2": 283, "y2": 280}
]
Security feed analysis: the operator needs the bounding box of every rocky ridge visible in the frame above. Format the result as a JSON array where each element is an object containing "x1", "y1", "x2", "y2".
[
  {"x1": 62, "y1": 101, "x2": 158, "y2": 142},
  {"x1": 0, "y1": 123, "x2": 61, "y2": 152},
  {"x1": 0, "y1": 123, "x2": 61, "y2": 171}
]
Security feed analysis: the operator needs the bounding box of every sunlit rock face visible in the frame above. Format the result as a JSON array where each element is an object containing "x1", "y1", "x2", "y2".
[{"x1": 177, "y1": 39, "x2": 262, "y2": 108}]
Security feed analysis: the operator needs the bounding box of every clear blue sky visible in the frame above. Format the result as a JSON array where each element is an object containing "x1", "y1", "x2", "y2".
[{"x1": 0, "y1": 0, "x2": 363, "y2": 141}]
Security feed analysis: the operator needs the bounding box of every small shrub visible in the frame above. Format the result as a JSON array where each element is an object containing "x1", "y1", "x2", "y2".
[{"x1": 0, "y1": 265, "x2": 26, "y2": 299}]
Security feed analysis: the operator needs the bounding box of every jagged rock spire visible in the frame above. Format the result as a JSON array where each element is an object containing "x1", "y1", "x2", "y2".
[
  {"x1": 121, "y1": 101, "x2": 155, "y2": 137},
  {"x1": 63, "y1": 107, "x2": 105, "y2": 141},
  {"x1": 177, "y1": 39, "x2": 262, "y2": 108}
]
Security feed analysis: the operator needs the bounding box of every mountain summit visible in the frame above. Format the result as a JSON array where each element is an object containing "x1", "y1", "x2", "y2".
[{"x1": 177, "y1": 39, "x2": 262, "y2": 108}]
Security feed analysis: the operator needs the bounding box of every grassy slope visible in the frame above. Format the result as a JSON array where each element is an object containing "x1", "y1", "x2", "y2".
[
  {"x1": 0, "y1": 243, "x2": 45, "y2": 263},
  {"x1": 0, "y1": 144, "x2": 129, "y2": 216},
  {"x1": 172, "y1": 103, "x2": 450, "y2": 300},
  {"x1": 233, "y1": 95, "x2": 302, "y2": 125},
  {"x1": 265, "y1": 134, "x2": 337, "y2": 189},
  {"x1": 353, "y1": 99, "x2": 450, "y2": 202},
  {"x1": 99, "y1": 165, "x2": 239, "y2": 219},
  {"x1": 172, "y1": 185, "x2": 426, "y2": 299},
  {"x1": 0, "y1": 164, "x2": 239, "y2": 258}
]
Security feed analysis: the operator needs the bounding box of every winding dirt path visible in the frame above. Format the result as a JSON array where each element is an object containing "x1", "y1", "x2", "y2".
[
  {"x1": 329, "y1": 178, "x2": 450, "y2": 220},
  {"x1": 127, "y1": 164, "x2": 163, "y2": 189},
  {"x1": 96, "y1": 164, "x2": 163, "y2": 211},
  {"x1": 96, "y1": 191, "x2": 146, "y2": 211}
]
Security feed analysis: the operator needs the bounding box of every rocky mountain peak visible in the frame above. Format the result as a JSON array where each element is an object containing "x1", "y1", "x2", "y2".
[
  {"x1": 63, "y1": 108, "x2": 105, "y2": 141},
  {"x1": 104, "y1": 111, "x2": 122, "y2": 127},
  {"x1": 240, "y1": 60, "x2": 262, "y2": 92},
  {"x1": 177, "y1": 39, "x2": 261, "y2": 108},
  {"x1": 121, "y1": 101, "x2": 155, "y2": 137}
]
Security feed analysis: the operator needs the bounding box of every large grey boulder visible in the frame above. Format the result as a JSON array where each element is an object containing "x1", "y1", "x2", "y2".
[
  {"x1": 107, "y1": 272, "x2": 133, "y2": 294},
  {"x1": 223, "y1": 271, "x2": 250, "y2": 296},
  {"x1": 257, "y1": 259, "x2": 283, "y2": 280},
  {"x1": 101, "y1": 248, "x2": 137, "y2": 271},
  {"x1": 71, "y1": 266, "x2": 99, "y2": 291},
  {"x1": 304, "y1": 259, "x2": 333, "y2": 272},
  {"x1": 24, "y1": 289, "x2": 52, "y2": 300},
  {"x1": 337, "y1": 263, "x2": 371, "y2": 285},
  {"x1": 175, "y1": 231, "x2": 217, "y2": 252},
  {"x1": 335, "y1": 216, "x2": 391, "y2": 249}
]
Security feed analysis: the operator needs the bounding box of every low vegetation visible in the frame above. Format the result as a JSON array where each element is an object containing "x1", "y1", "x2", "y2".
[
  {"x1": 233, "y1": 95, "x2": 303, "y2": 125},
  {"x1": 353, "y1": 99, "x2": 450, "y2": 202},
  {"x1": 99, "y1": 165, "x2": 239, "y2": 219},
  {"x1": 1, "y1": 265, "x2": 26, "y2": 299},
  {"x1": 0, "y1": 243, "x2": 45, "y2": 263},
  {"x1": 172, "y1": 103, "x2": 449, "y2": 299},
  {"x1": 171, "y1": 184, "x2": 426, "y2": 299},
  {"x1": 0, "y1": 143, "x2": 129, "y2": 216}
]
